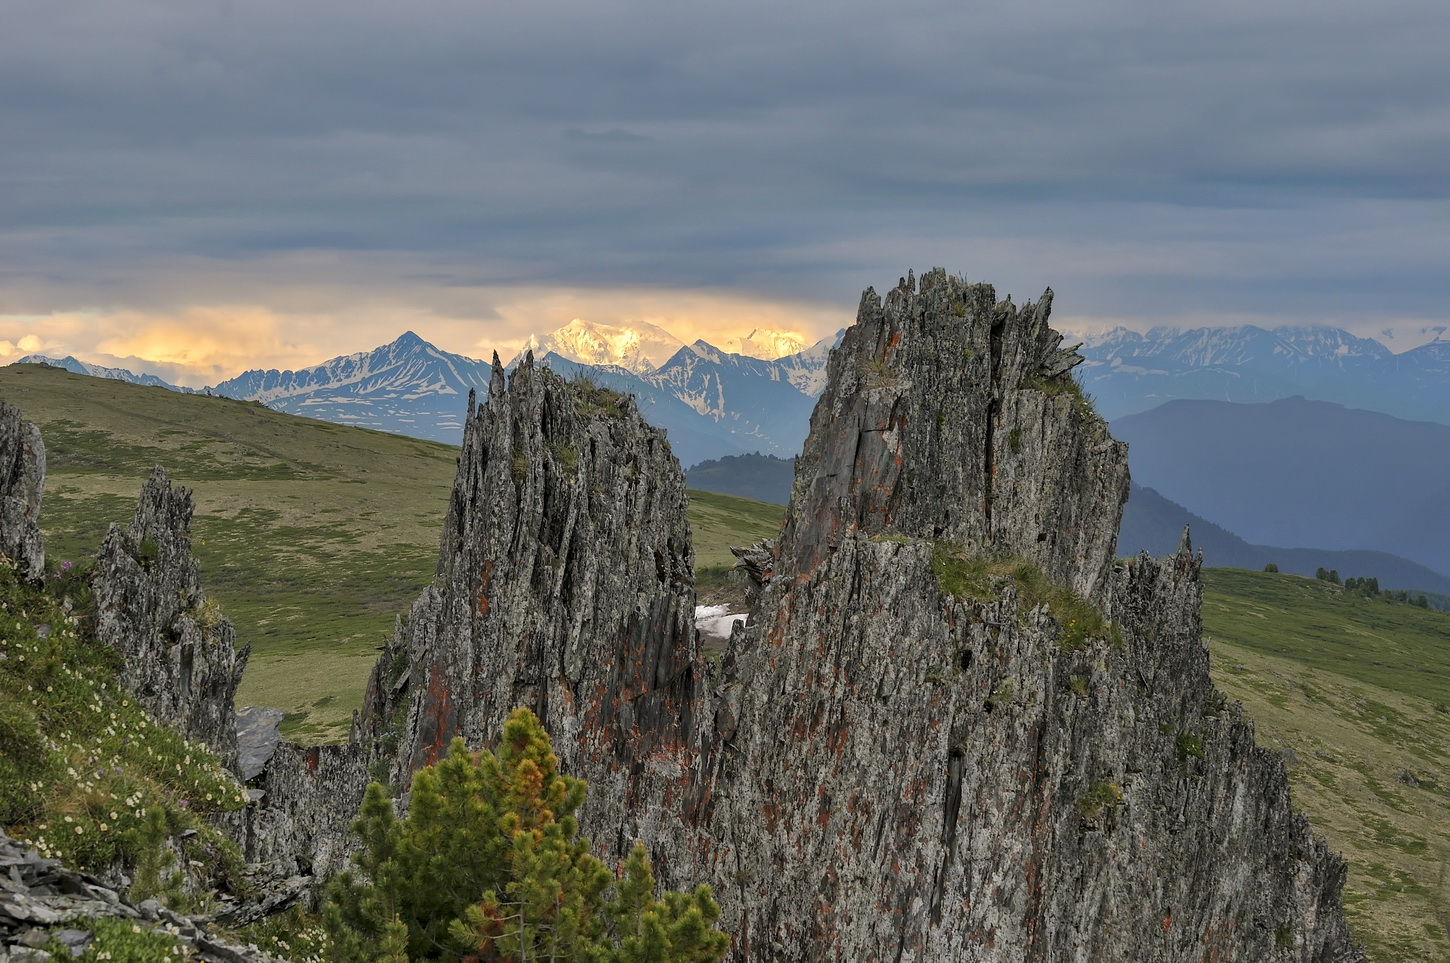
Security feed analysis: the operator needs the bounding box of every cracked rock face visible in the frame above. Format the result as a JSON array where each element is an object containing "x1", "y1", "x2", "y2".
[
  {"x1": 652, "y1": 271, "x2": 1359, "y2": 961},
  {"x1": 674, "y1": 533, "x2": 1359, "y2": 961},
  {"x1": 241, "y1": 353, "x2": 708, "y2": 882},
  {"x1": 0, "y1": 403, "x2": 45, "y2": 582},
  {"x1": 358, "y1": 352, "x2": 705, "y2": 847},
  {"x1": 779, "y1": 270, "x2": 1127, "y2": 601},
  {"x1": 651, "y1": 271, "x2": 1358, "y2": 960},
  {"x1": 92, "y1": 467, "x2": 249, "y2": 770},
  {"x1": 244, "y1": 270, "x2": 1359, "y2": 961}
]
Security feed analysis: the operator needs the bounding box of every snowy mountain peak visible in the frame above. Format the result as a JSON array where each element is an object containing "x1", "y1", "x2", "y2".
[
  {"x1": 1066, "y1": 326, "x2": 1138, "y2": 350},
  {"x1": 390, "y1": 330, "x2": 430, "y2": 350},
  {"x1": 519, "y1": 319, "x2": 686, "y2": 374},
  {"x1": 17, "y1": 355, "x2": 193, "y2": 392},
  {"x1": 1077, "y1": 323, "x2": 1395, "y2": 370},
  {"x1": 687, "y1": 340, "x2": 728, "y2": 363},
  {"x1": 209, "y1": 331, "x2": 492, "y2": 442},
  {"x1": 722, "y1": 327, "x2": 808, "y2": 360}
]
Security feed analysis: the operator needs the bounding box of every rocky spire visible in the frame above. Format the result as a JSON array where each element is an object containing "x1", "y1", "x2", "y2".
[
  {"x1": 779, "y1": 268, "x2": 1127, "y2": 600},
  {"x1": 92, "y1": 467, "x2": 249, "y2": 769},
  {"x1": 661, "y1": 269, "x2": 1361, "y2": 960},
  {"x1": 238, "y1": 354, "x2": 706, "y2": 885},
  {"x1": 246, "y1": 270, "x2": 1361, "y2": 961},
  {"x1": 357, "y1": 353, "x2": 703, "y2": 837},
  {"x1": 0, "y1": 402, "x2": 46, "y2": 581}
]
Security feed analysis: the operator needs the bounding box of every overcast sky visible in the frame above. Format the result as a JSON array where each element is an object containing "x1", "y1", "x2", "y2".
[{"x1": 2, "y1": 0, "x2": 1446, "y2": 384}]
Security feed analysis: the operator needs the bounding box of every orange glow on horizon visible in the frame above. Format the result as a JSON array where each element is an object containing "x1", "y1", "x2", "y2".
[{"x1": 0, "y1": 286, "x2": 853, "y2": 387}]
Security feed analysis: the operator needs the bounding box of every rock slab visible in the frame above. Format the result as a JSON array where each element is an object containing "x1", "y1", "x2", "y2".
[
  {"x1": 92, "y1": 467, "x2": 249, "y2": 771},
  {"x1": 0, "y1": 831, "x2": 285, "y2": 963},
  {"x1": 0, "y1": 403, "x2": 45, "y2": 581}
]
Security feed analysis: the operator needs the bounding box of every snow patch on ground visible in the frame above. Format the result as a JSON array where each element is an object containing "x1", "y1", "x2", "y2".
[{"x1": 695, "y1": 604, "x2": 746, "y2": 644}]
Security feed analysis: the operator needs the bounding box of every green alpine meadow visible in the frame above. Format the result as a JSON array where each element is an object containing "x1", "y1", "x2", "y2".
[{"x1": 3, "y1": 352, "x2": 1447, "y2": 960}]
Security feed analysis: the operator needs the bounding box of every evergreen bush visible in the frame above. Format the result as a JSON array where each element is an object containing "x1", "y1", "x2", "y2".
[{"x1": 324, "y1": 707, "x2": 730, "y2": 962}]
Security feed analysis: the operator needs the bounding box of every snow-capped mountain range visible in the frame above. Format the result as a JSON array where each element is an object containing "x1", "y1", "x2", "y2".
[
  {"x1": 17, "y1": 322, "x2": 838, "y2": 466},
  {"x1": 15, "y1": 320, "x2": 1450, "y2": 468},
  {"x1": 1074, "y1": 324, "x2": 1450, "y2": 423},
  {"x1": 519, "y1": 319, "x2": 689, "y2": 373},
  {"x1": 723, "y1": 328, "x2": 808, "y2": 361},
  {"x1": 17, "y1": 318, "x2": 1450, "y2": 585},
  {"x1": 17, "y1": 355, "x2": 201, "y2": 394},
  {"x1": 208, "y1": 330, "x2": 492, "y2": 440}
]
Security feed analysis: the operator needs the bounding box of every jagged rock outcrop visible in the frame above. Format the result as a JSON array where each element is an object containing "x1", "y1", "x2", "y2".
[
  {"x1": 360, "y1": 352, "x2": 704, "y2": 844},
  {"x1": 0, "y1": 831, "x2": 286, "y2": 963},
  {"x1": 237, "y1": 740, "x2": 369, "y2": 885},
  {"x1": 673, "y1": 533, "x2": 1357, "y2": 960},
  {"x1": 0, "y1": 403, "x2": 45, "y2": 581},
  {"x1": 244, "y1": 270, "x2": 1360, "y2": 960},
  {"x1": 652, "y1": 271, "x2": 1358, "y2": 960},
  {"x1": 92, "y1": 467, "x2": 249, "y2": 770},
  {"x1": 779, "y1": 271, "x2": 1126, "y2": 599},
  {"x1": 242, "y1": 352, "x2": 705, "y2": 880}
]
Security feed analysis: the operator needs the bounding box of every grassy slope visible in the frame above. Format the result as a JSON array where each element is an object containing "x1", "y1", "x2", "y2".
[
  {"x1": 0, "y1": 563, "x2": 246, "y2": 906},
  {"x1": 8, "y1": 363, "x2": 1444, "y2": 957},
  {"x1": 1202, "y1": 568, "x2": 1450, "y2": 962},
  {"x1": 687, "y1": 487, "x2": 783, "y2": 570},
  {"x1": 1, "y1": 364, "x2": 459, "y2": 744},
  {"x1": 0, "y1": 364, "x2": 784, "y2": 743}
]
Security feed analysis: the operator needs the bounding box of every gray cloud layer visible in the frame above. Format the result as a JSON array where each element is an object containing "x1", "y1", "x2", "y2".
[{"x1": 2, "y1": 0, "x2": 1447, "y2": 333}]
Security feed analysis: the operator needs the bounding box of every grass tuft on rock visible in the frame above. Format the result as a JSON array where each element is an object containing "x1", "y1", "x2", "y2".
[{"x1": 929, "y1": 543, "x2": 1119, "y2": 650}]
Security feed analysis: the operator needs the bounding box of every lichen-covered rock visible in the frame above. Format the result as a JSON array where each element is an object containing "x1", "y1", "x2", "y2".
[
  {"x1": 650, "y1": 270, "x2": 1359, "y2": 960},
  {"x1": 247, "y1": 271, "x2": 1360, "y2": 960},
  {"x1": 242, "y1": 353, "x2": 707, "y2": 883},
  {"x1": 664, "y1": 529, "x2": 1359, "y2": 960},
  {"x1": 359, "y1": 352, "x2": 704, "y2": 844},
  {"x1": 0, "y1": 403, "x2": 45, "y2": 581},
  {"x1": 92, "y1": 467, "x2": 249, "y2": 770},
  {"x1": 779, "y1": 270, "x2": 1126, "y2": 600},
  {"x1": 235, "y1": 740, "x2": 370, "y2": 885}
]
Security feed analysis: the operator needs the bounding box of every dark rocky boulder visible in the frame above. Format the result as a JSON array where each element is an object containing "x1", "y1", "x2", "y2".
[
  {"x1": 92, "y1": 467, "x2": 249, "y2": 771},
  {"x1": 0, "y1": 403, "x2": 45, "y2": 582}
]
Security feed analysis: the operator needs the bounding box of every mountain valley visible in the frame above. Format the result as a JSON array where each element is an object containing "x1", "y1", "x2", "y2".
[
  {"x1": 18, "y1": 318, "x2": 1450, "y2": 595},
  {"x1": 4, "y1": 276, "x2": 1446, "y2": 958},
  {"x1": 3, "y1": 294, "x2": 1450, "y2": 959},
  {"x1": 1113, "y1": 396, "x2": 1450, "y2": 579}
]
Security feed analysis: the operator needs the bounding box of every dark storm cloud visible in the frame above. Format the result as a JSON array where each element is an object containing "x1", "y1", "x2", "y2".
[{"x1": 1, "y1": 0, "x2": 1446, "y2": 329}]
